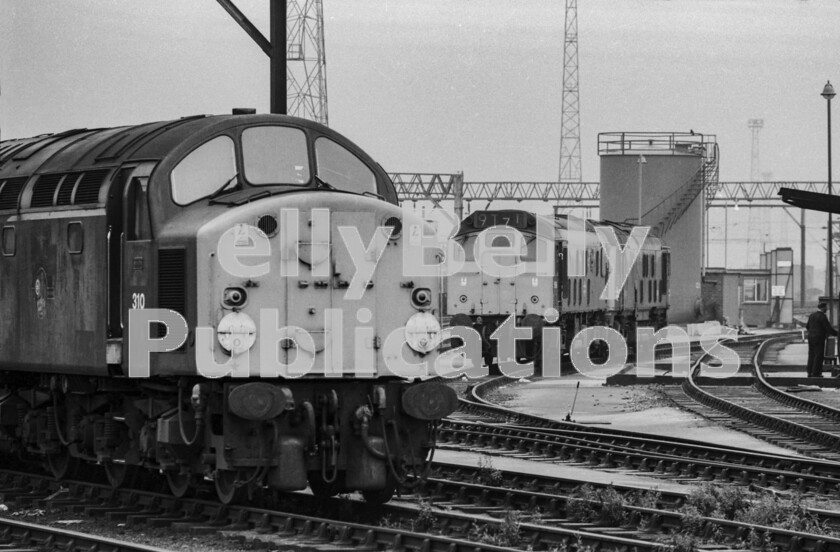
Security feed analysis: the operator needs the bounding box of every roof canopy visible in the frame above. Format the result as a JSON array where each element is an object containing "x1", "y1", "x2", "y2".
[{"x1": 778, "y1": 187, "x2": 840, "y2": 214}]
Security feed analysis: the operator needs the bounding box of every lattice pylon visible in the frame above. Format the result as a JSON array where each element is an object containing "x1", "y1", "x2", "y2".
[
  {"x1": 748, "y1": 118, "x2": 764, "y2": 181},
  {"x1": 287, "y1": 0, "x2": 328, "y2": 125},
  {"x1": 558, "y1": 0, "x2": 581, "y2": 183}
]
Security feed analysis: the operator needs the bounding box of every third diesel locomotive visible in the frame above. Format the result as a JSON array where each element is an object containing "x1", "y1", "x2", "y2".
[{"x1": 444, "y1": 209, "x2": 670, "y2": 369}]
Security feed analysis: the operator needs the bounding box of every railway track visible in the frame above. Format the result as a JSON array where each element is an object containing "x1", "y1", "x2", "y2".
[
  {"x1": 416, "y1": 332, "x2": 840, "y2": 549},
  {"x1": 0, "y1": 514, "x2": 172, "y2": 552},
  {"x1": 0, "y1": 468, "x2": 675, "y2": 552},
  {"x1": 415, "y1": 465, "x2": 840, "y2": 552},
  {"x1": 5, "y1": 461, "x2": 840, "y2": 552},
  {"x1": 675, "y1": 333, "x2": 840, "y2": 460},
  {"x1": 438, "y1": 333, "x2": 840, "y2": 497},
  {"x1": 437, "y1": 418, "x2": 840, "y2": 494},
  {"x1": 428, "y1": 460, "x2": 840, "y2": 529},
  {"x1": 3, "y1": 332, "x2": 837, "y2": 551}
]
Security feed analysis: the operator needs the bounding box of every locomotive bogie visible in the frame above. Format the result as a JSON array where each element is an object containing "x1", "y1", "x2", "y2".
[{"x1": 0, "y1": 373, "x2": 447, "y2": 498}]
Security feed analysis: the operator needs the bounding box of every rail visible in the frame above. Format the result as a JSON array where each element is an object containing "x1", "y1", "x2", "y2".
[
  {"x1": 0, "y1": 516, "x2": 171, "y2": 552},
  {"x1": 0, "y1": 469, "x2": 664, "y2": 552},
  {"x1": 681, "y1": 332, "x2": 840, "y2": 451},
  {"x1": 753, "y1": 336, "x2": 840, "y2": 422}
]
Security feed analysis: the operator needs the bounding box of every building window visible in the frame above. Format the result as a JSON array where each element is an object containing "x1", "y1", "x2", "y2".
[{"x1": 743, "y1": 277, "x2": 768, "y2": 303}]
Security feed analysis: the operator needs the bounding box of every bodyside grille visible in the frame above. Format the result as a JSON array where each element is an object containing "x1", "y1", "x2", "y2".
[
  {"x1": 157, "y1": 248, "x2": 186, "y2": 341},
  {"x1": 0, "y1": 178, "x2": 27, "y2": 210},
  {"x1": 31, "y1": 174, "x2": 62, "y2": 208},
  {"x1": 74, "y1": 169, "x2": 109, "y2": 204},
  {"x1": 56, "y1": 173, "x2": 81, "y2": 206}
]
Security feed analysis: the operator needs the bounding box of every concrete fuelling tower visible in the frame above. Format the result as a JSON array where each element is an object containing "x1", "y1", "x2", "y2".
[{"x1": 598, "y1": 132, "x2": 719, "y2": 324}]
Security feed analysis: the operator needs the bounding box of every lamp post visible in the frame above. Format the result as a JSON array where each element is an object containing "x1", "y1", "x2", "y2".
[
  {"x1": 637, "y1": 154, "x2": 647, "y2": 225},
  {"x1": 823, "y1": 81, "x2": 835, "y2": 322},
  {"x1": 724, "y1": 204, "x2": 729, "y2": 268}
]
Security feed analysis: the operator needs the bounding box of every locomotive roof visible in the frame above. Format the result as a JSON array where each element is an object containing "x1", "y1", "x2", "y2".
[
  {"x1": 0, "y1": 113, "x2": 361, "y2": 181},
  {"x1": 455, "y1": 209, "x2": 666, "y2": 247}
]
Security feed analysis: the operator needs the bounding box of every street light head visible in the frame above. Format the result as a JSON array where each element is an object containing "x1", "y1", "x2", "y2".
[{"x1": 822, "y1": 80, "x2": 836, "y2": 101}]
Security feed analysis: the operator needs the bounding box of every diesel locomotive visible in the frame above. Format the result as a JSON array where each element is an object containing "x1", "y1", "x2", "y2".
[
  {"x1": 445, "y1": 210, "x2": 670, "y2": 369},
  {"x1": 0, "y1": 113, "x2": 457, "y2": 503}
]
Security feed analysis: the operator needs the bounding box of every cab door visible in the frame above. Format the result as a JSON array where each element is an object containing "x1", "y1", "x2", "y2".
[
  {"x1": 447, "y1": 235, "x2": 482, "y2": 316},
  {"x1": 121, "y1": 175, "x2": 155, "y2": 360},
  {"x1": 330, "y1": 211, "x2": 380, "y2": 376},
  {"x1": 478, "y1": 228, "x2": 519, "y2": 316},
  {"x1": 284, "y1": 208, "x2": 334, "y2": 374}
]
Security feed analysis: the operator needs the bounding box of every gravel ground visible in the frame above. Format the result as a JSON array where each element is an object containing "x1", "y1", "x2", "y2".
[
  {"x1": 485, "y1": 380, "x2": 670, "y2": 413},
  {"x1": 617, "y1": 384, "x2": 670, "y2": 412},
  {"x1": 488, "y1": 378, "x2": 806, "y2": 454}
]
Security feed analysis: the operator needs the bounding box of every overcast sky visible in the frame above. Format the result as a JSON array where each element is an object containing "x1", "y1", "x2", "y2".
[
  {"x1": 2, "y1": 1, "x2": 839, "y2": 276},
  {"x1": 2, "y1": 0, "x2": 839, "y2": 183}
]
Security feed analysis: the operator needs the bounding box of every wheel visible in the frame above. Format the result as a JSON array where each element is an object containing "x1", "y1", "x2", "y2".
[
  {"x1": 214, "y1": 470, "x2": 246, "y2": 505},
  {"x1": 103, "y1": 462, "x2": 136, "y2": 488},
  {"x1": 361, "y1": 482, "x2": 396, "y2": 505},
  {"x1": 0, "y1": 453, "x2": 24, "y2": 471},
  {"x1": 483, "y1": 352, "x2": 500, "y2": 376},
  {"x1": 516, "y1": 315, "x2": 542, "y2": 367},
  {"x1": 516, "y1": 333, "x2": 542, "y2": 376},
  {"x1": 361, "y1": 473, "x2": 397, "y2": 505},
  {"x1": 308, "y1": 471, "x2": 344, "y2": 497},
  {"x1": 529, "y1": 344, "x2": 543, "y2": 377},
  {"x1": 45, "y1": 449, "x2": 78, "y2": 480},
  {"x1": 165, "y1": 471, "x2": 194, "y2": 498}
]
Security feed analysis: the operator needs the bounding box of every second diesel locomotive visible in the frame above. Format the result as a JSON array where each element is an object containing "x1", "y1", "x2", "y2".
[
  {"x1": 0, "y1": 113, "x2": 457, "y2": 503},
  {"x1": 444, "y1": 210, "x2": 670, "y2": 370}
]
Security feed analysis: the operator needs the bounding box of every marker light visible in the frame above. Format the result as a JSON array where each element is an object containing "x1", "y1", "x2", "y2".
[
  {"x1": 217, "y1": 312, "x2": 257, "y2": 354},
  {"x1": 404, "y1": 312, "x2": 441, "y2": 354},
  {"x1": 411, "y1": 287, "x2": 433, "y2": 309},
  {"x1": 223, "y1": 287, "x2": 247, "y2": 308}
]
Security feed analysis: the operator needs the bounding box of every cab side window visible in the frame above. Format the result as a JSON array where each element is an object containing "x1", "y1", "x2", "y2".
[
  {"x1": 126, "y1": 177, "x2": 152, "y2": 241},
  {"x1": 314, "y1": 137, "x2": 376, "y2": 195},
  {"x1": 170, "y1": 136, "x2": 236, "y2": 205}
]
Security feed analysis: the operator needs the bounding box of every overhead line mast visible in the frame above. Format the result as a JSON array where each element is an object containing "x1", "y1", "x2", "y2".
[
  {"x1": 215, "y1": 0, "x2": 328, "y2": 123},
  {"x1": 287, "y1": 0, "x2": 328, "y2": 124},
  {"x1": 748, "y1": 119, "x2": 764, "y2": 181},
  {"x1": 558, "y1": 0, "x2": 581, "y2": 184}
]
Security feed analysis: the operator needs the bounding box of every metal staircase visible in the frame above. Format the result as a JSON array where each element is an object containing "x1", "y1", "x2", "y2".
[{"x1": 643, "y1": 142, "x2": 719, "y2": 237}]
